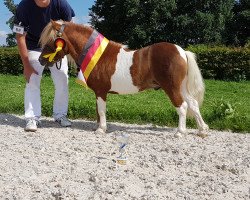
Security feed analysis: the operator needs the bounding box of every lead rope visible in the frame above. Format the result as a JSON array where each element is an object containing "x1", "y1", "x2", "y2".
[{"x1": 56, "y1": 59, "x2": 62, "y2": 70}]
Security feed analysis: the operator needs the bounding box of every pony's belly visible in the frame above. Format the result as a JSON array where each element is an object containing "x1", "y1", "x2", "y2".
[{"x1": 110, "y1": 49, "x2": 139, "y2": 94}]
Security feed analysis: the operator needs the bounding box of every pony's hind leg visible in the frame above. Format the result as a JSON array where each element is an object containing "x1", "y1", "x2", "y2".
[
  {"x1": 163, "y1": 88, "x2": 188, "y2": 138},
  {"x1": 185, "y1": 95, "x2": 209, "y2": 135},
  {"x1": 95, "y1": 96, "x2": 107, "y2": 134}
]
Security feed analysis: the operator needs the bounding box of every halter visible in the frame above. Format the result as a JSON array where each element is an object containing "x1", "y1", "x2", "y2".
[{"x1": 43, "y1": 23, "x2": 66, "y2": 70}]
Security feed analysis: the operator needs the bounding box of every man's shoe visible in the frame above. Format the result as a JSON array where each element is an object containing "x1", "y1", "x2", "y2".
[
  {"x1": 24, "y1": 119, "x2": 38, "y2": 132},
  {"x1": 55, "y1": 116, "x2": 72, "y2": 127}
]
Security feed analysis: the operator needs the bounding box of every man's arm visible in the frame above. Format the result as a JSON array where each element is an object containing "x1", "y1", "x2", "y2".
[{"x1": 16, "y1": 33, "x2": 38, "y2": 82}]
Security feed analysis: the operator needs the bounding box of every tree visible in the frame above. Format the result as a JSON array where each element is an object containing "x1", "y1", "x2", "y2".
[
  {"x1": 4, "y1": 0, "x2": 17, "y2": 47},
  {"x1": 90, "y1": 0, "x2": 176, "y2": 48},
  {"x1": 90, "y1": 0, "x2": 236, "y2": 48},
  {"x1": 225, "y1": 0, "x2": 250, "y2": 46},
  {"x1": 171, "y1": 0, "x2": 235, "y2": 46}
]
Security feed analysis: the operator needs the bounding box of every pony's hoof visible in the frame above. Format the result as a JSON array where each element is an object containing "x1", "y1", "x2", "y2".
[
  {"x1": 197, "y1": 124, "x2": 209, "y2": 138},
  {"x1": 203, "y1": 124, "x2": 209, "y2": 131},
  {"x1": 174, "y1": 132, "x2": 183, "y2": 138},
  {"x1": 197, "y1": 132, "x2": 209, "y2": 138},
  {"x1": 197, "y1": 130, "x2": 209, "y2": 138},
  {"x1": 95, "y1": 128, "x2": 106, "y2": 134}
]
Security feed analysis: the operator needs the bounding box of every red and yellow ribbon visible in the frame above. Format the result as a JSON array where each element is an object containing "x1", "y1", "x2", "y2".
[
  {"x1": 76, "y1": 31, "x2": 109, "y2": 88},
  {"x1": 43, "y1": 38, "x2": 65, "y2": 62}
]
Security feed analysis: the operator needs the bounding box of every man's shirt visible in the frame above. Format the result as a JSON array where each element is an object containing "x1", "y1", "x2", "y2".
[{"x1": 14, "y1": 0, "x2": 75, "y2": 50}]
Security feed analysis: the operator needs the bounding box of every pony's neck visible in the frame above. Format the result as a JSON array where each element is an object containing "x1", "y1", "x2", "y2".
[
  {"x1": 64, "y1": 23, "x2": 125, "y2": 67},
  {"x1": 64, "y1": 24, "x2": 93, "y2": 63}
]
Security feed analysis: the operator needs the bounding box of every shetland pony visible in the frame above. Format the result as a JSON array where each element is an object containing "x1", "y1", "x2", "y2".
[{"x1": 38, "y1": 21, "x2": 209, "y2": 137}]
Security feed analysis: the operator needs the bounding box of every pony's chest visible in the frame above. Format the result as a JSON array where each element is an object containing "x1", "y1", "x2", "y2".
[{"x1": 110, "y1": 49, "x2": 139, "y2": 94}]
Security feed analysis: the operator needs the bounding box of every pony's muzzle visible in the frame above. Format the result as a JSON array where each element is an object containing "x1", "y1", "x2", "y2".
[
  {"x1": 38, "y1": 56, "x2": 54, "y2": 68},
  {"x1": 38, "y1": 56, "x2": 46, "y2": 66}
]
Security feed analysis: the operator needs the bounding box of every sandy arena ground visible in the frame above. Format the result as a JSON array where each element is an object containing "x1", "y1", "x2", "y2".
[{"x1": 0, "y1": 113, "x2": 249, "y2": 200}]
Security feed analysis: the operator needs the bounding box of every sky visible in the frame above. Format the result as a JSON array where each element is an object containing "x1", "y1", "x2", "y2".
[{"x1": 0, "y1": 0, "x2": 95, "y2": 45}]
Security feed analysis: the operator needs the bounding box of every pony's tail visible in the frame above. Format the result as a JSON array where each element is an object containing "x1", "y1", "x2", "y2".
[{"x1": 185, "y1": 51, "x2": 205, "y2": 106}]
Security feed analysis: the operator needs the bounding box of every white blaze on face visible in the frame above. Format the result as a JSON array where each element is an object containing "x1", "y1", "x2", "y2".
[
  {"x1": 175, "y1": 45, "x2": 187, "y2": 62},
  {"x1": 110, "y1": 48, "x2": 139, "y2": 94}
]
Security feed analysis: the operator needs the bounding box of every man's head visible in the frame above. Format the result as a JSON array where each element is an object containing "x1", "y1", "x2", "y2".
[{"x1": 34, "y1": 0, "x2": 50, "y2": 8}]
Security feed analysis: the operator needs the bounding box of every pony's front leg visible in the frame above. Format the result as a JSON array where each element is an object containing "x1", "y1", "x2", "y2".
[
  {"x1": 95, "y1": 96, "x2": 107, "y2": 134},
  {"x1": 175, "y1": 101, "x2": 188, "y2": 138}
]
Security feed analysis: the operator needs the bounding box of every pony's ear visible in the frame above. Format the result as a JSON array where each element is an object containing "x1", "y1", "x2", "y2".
[{"x1": 51, "y1": 20, "x2": 61, "y2": 31}]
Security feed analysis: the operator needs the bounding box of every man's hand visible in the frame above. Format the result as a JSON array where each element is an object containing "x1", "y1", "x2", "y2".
[
  {"x1": 16, "y1": 33, "x2": 39, "y2": 83},
  {"x1": 23, "y1": 63, "x2": 38, "y2": 82}
]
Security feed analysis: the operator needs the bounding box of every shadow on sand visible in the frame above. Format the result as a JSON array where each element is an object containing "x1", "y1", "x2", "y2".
[{"x1": 0, "y1": 113, "x2": 175, "y2": 136}]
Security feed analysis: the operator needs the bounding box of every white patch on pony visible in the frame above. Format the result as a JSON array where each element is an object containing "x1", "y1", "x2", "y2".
[
  {"x1": 175, "y1": 45, "x2": 187, "y2": 62},
  {"x1": 110, "y1": 48, "x2": 139, "y2": 94}
]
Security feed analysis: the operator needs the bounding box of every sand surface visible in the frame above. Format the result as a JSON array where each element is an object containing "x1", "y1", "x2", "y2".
[{"x1": 0, "y1": 113, "x2": 249, "y2": 200}]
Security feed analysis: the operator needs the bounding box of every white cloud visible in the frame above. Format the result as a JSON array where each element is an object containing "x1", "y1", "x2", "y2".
[{"x1": 0, "y1": 31, "x2": 8, "y2": 38}]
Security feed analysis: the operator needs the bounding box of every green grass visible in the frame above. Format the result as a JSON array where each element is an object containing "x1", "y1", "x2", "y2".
[{"x1": 0, "y1": 74, "x2": 249, "y2": 132}]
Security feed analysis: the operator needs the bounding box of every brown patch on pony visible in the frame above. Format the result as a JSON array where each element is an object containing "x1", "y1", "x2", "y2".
[
  {"x1": 130, "y1": 46, "x2": 156, "y2": 91},
  {"x1": 151, "y1": 43, "x2": 187, "y2": 107},
  {"x1": 61, "y1": 22, "x2": 93, "y2": 61},
  {"x1": 131, "y1": 42, "x2": 187, "y2": 107}
]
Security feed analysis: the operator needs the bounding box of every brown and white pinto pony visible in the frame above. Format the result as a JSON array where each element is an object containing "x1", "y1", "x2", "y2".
[{"x1": 39, "y1": 21, "x2": 209, "y2": 137}]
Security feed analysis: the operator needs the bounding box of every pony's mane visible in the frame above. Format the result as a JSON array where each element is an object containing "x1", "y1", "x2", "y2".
[
  {"x1": 39, "y1": 21, "x2": 95, "y2": 48},
  {"x1": 39, "y1": 21, "x2": 125, "y2": 52},
  {"x1": 39, "y1": 21, "x2": 64, "y2": 48}
]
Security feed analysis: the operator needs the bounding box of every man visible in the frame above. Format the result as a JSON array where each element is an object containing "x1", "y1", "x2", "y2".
[{"x1": 14, "y1": 0, "x2": 75, "y2": 132}]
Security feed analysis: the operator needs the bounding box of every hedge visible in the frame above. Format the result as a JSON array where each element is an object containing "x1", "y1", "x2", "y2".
[
  {"x1": 0, "y1": 45, "x2": 249, "y2": 81},
  {"x1": 0, "y1": 47, "x2": 23, "y2": 75},
  {"x1": 187, "y1": 45, "x2": 250, "y2": 81},
  {"x1": 0, "y1": 47, "x2": 77, "y2": 76}
]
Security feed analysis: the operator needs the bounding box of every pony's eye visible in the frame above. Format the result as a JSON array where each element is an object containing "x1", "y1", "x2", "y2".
[{"x1": 54, "y1": 38, "x2": 66, "y2": 49}]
